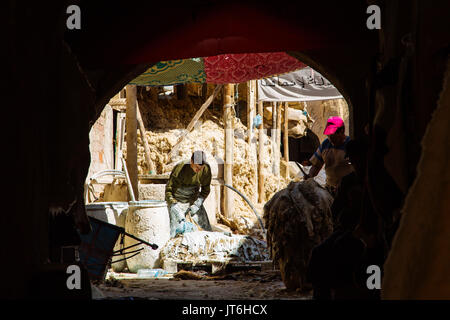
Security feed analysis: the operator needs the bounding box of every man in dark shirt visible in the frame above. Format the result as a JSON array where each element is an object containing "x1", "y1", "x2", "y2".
[{"x1": 165, "y1": 150, "x2": 213, "y2": 237}]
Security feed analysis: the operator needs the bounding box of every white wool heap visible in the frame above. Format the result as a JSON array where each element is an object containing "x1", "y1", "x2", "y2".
[{"x1": 160, "y1": 231, "x2": 269, "y2": 263}]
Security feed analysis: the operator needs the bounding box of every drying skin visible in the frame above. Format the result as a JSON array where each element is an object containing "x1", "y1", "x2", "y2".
[{"x1": 263, "y1": 179, "x2": 334, "y2": 290}]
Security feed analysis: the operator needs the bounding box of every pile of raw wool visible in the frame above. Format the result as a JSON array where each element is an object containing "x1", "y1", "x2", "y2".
[
  {"x1": 123, "y1": 103, "x2": 289, "y2": 236},
  {"x1": 159, "y1": 231, "x2": 269, "y2": 264},
  {"x1": 263, "y1": 179, "x2": 334, "y2": 290}
]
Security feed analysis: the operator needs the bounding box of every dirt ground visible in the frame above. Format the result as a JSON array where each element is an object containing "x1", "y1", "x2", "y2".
[{"x1": 92, "y1": 269, "x2": 312, "y2": 300}]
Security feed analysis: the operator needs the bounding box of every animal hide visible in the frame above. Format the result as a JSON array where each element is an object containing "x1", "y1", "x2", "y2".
[{"x1": 263, "y1": 179, "x2": 334, "y2": 290}]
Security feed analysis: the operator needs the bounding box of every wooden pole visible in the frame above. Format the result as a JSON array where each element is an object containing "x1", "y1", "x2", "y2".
[
  {"x1": 247, "y1": 80, "x2": 258, "y2": 203},
  {"x1": 258, "y1": 100, "x2": 265, "y2": 203},
  {"x1": 247, "y1": 80, "x2": 256, "y2": 144},
  {"x1": 276, "y1": 102, "x2": 282, "y2": 176},
  {"x1": 168, "y1": 84, "x2": 223, "y2": 158},
  {"x1": 125, "y1": 84, "x2": 139, "y2": 201},
  {"x1": 223, "y1": 84, "x2": 234, "y2": 219},
  {"x1": 271, "y1": 102, "x2": 277, "y2": 175},
  {"x1": 284, "y1": 102, "x2": 290, "y2": 179},
  {"x1": 136, "y1": 101, "x2": 156, "y2": 174}
]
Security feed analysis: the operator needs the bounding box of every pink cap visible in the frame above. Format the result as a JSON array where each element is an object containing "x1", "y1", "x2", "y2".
[{"x1": 323, "y1": 116, "x2": 344, "y2": 135}]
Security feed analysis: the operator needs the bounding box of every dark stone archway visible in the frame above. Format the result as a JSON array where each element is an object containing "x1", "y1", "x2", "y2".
[{"x1": 3, "y1": 1, "x2": 449, "y2": 298}]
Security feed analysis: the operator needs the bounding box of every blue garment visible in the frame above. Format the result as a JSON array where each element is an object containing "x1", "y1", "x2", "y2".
[
  {"x1": 313, "y1": 136, "x2": 351, "y2": 163},
  {"x1": 175, "y1": 221, "x2": 197, "y2": 235},
  {"x1": 253, "y1": 114, "x2": 262, "y2": 128}
]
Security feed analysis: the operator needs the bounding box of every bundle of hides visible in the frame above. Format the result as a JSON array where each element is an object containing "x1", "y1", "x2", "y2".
[{"x1": 263, "y1": 179, "x2": 334, "y2": 290}]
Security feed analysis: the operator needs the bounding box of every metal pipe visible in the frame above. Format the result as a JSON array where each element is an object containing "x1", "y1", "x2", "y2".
[
  {"x1": 121, "y1": 155, "x2": 136, "y2": 202},
  {"x1": 85, "y1": 170, "x2": 126, "y2": 204},
  {"x1": 223, "y1": 184, "x2": 265, "y2": 234},
  {"x1": 90, "y1": 170, "x2": 125, "y2": 181},
  {"x1": 123, "y1": 231, "x2": 158, "y2": 250},
  {"x1": 295, "y1": 161, "x2": 308, "y2": 178}
]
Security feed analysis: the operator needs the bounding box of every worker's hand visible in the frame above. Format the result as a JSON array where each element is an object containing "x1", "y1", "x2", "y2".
[
  {"x1": 194, "y1": 197, "x2": 204, "y2": 207},
  {"x1": 170, "y1": 203, "x2": 186, "y2": 223},
  {"x1": 189, "y1": 197, "x2": 204, "y2": 215},
  {"x1": 189, "y1": 204, "x2": 200, "y2": 215}
]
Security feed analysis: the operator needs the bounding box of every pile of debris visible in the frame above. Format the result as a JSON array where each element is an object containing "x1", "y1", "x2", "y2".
[{"x1": 263, "y1": 179, "x2": 334, "y2": 290}]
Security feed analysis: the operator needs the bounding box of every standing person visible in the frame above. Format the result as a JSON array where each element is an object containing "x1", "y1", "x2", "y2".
[
  {"x1": 301, "y1": 116, "x2": 353, "y2": 196},
  {"x1": 307, "y1": 138, "x2": 373, "y2": 300},
  {"x1": 165, "y1": 150, "x2": 213, "y2": 237}
]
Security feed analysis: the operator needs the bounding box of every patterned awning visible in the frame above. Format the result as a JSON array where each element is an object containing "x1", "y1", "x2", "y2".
[{"x1": 129, "y1": 52, "x2": 305, "y2": 86}]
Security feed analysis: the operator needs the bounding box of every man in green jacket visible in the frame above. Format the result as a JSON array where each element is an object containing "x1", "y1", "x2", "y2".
[{"x1": 165, "y1": 150, "x2": 213, "y2": 237}]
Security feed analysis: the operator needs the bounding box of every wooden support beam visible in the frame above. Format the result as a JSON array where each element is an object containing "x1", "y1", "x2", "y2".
[
  {"x1": 125, "y1": 85, "x2": 139, "y2": 201},
  {"x1": 136, "y1": 101, "x2": 156, "y2": 174},
  {"x1": 271, "y1": 102, "x2": 277, "y2": 175},
  {"x1": 276, "y1": 102, "x2": 282, "y2": 177},
  {"x1": 223, "y1": 84, "x2": 234, "y2": 219},
  {"x1": 284, "y1": 102, "x2": 290, "y2": 179},
  {"x1": 247, "y1": 80, "x2": 256, "y2": 144},
  {"x1": 258, "y1": 100, "x2": 265, "y2": 203},
  {"x1": 247, "y1": 80, "x2": 258, "y2": 204},
  {"x1": 168, "y1": 84, "x2": 223, "y2": 158}
]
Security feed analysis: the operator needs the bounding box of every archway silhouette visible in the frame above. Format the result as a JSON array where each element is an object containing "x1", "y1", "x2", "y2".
[
  {"x1": 66, "y1": 2, "x2": 373, "y2": 138},
  {"x1": 8, "y1": 1, "x2": 449, "y2": 299}
]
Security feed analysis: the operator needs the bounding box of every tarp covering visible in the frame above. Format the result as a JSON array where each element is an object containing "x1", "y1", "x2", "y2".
[
  {"x1": 257, "y1": 67, "x2": 342, "y2": 102},
  {"x1": 130, "y1": 52, "x2": 305, "y2": 86},
  {"x1": 130, "y1": 58, "x2": 206, "y2": 86}
]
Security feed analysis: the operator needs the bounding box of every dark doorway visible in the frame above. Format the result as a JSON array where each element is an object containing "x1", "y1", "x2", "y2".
[{"x1": 287, "y1": 129, "x2": 320, "y2": 163}]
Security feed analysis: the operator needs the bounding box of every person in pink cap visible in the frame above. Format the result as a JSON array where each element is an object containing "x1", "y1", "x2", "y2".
[{"x1": 301, "y1": 116, "x2": 353, "y2": 195}]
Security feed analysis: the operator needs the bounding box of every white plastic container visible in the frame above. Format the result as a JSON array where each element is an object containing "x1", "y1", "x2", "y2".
[
  {"x1": 136, "y1": 268, "x2": 168, "y2": 278},
  {"x1": 85, "y1": 202, "x2": 129, "y2": 272},
  {"x1": 124, "y1": 200, "x2": 170, "y2": 273}
]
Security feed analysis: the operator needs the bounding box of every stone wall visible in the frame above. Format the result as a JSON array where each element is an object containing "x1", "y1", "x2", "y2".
[{"x1": 86, "y1": 104, "x2": 114, "y2": 181}]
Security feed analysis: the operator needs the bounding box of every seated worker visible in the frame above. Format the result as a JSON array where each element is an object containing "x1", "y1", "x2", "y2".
[
  {"x1": 165, "y1": 150, "x2": 213, "y2": 237},
  {"x1": 301, "y1": 116, "x2": 353, "y2": 196}
]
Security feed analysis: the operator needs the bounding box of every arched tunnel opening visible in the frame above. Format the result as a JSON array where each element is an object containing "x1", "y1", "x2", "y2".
[
  {"x1": 83, "y1": 51, "x2": 354, "y2": 300},
  {"x1": 3, "y1": 1, "x2": 449, "y2": 302}
]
